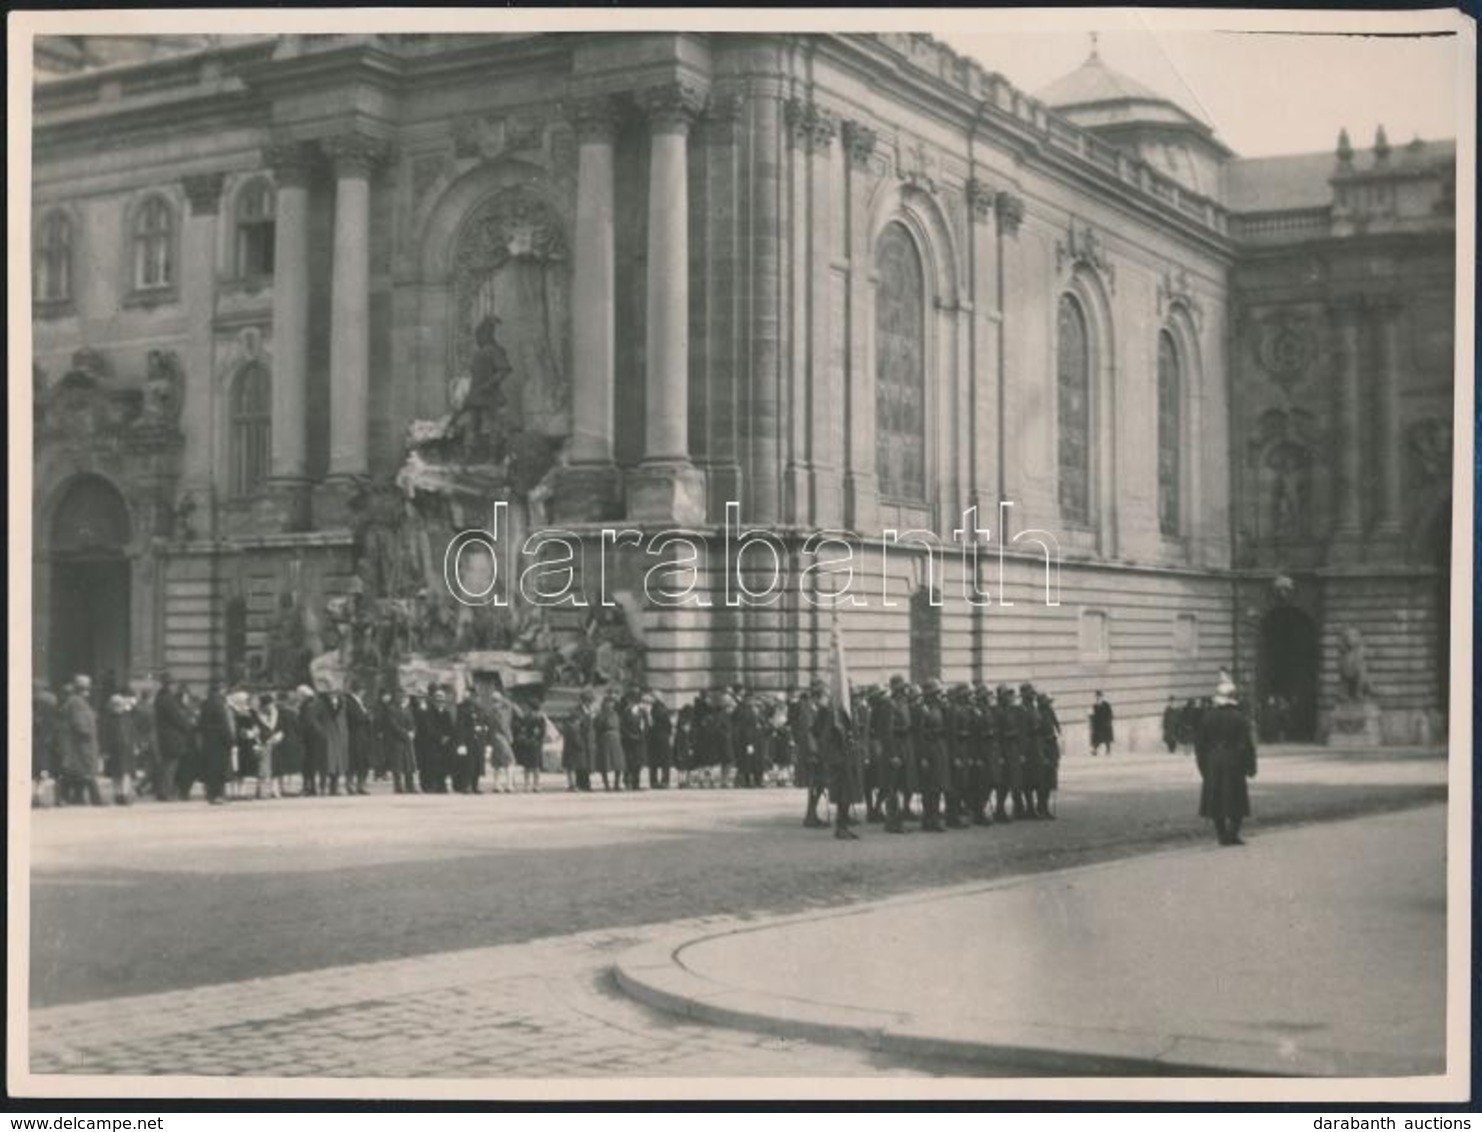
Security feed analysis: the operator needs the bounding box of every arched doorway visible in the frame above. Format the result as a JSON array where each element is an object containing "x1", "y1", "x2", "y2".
[
  {"x1": 1257, "y1": 605, "x2": 1319, "y2": 741},
  {"x1": 47, "y1": 475, "x2": 132, "y2": 692}
]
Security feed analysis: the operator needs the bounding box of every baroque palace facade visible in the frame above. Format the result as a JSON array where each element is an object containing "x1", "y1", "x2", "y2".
[{"x1": 30, "y1": 33, "x2": 1455, "y2": 746}]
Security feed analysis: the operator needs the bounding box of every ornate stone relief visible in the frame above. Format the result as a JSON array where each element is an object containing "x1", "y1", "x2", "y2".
[
  {"x1": 1252, "y1": 309, "x2": 1319, "y2": 392},
  {"x1": 994, "y1": 191, "x2": 1024, "y2": 236},
  {"x1": 1156, "y1": 267, "x2": 1205, "y2": 331},
  {"x1": 783, "y1": 98, "x2": 836, "y2": 153},
  {"x1": 894, "y1": 134, "x2": 939, "y2": 196},
  {"x1": 1056, "y1": 219, "x2": 1114, "y2": 290},
  {"x1": 841, "y1": 120, "x2": 878, "y2": 171},
  {"x1": 1406, "y1": 417, "x2": 1453, "y2": 487},
  {"x1": 1247, "y1": 406, "x2": 1320, "y2": 542}
]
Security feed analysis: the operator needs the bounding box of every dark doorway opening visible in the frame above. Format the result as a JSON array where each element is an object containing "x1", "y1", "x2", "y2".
[
  {"x1": 47, "y1": 474, "x2": 133, "y2": 693},
  {"x1": 1258, "y1": 605, "x2": 1319, "y2": 742},
  {"x1": 50, "y1": 556, "x2": 131, "y2": 692}
]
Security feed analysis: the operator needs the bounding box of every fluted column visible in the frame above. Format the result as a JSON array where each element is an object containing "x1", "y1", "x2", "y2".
[
  {"x1": 323, "y1": 132, "x2": 386, "y2": 483},
  {"x1": 1374, "y1": 299, "x2": 1406, "y2": 542},
  {"x1": 550, "y1": 97, "x2": 624, "y2": 524},
  {"x1": 180, "y1": 172, "x2": 224, "y2": 495},
  {"x1": 570, "y1": 98, "x2": 619, "y2": 465},
  {"x1": 841, "y1": 119, "x2": 879, "y2": 534},
  {"x1": 626, "y1": 82, "x2": 707, "y2": 524},
  {"x1": 1329, "y1": 298, "x2": 1365, "y2": 552},
  {"x1": 265, "y1": 143, "x2": 313, "y2": 491}
]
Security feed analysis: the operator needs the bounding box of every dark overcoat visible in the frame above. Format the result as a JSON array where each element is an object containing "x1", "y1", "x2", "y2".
[
  {"x1": 1195, "y1": 703, "x2": 1257, "y2": 821},
  {"x1": 60, "y1": 691, "x2": 100, "y2": 778}
]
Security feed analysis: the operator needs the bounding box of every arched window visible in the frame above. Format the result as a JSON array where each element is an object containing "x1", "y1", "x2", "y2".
[
  {"x1": 132, "y1": 195, "x2": 174, "y2": 290},
  {"x1": 230, "y1": 363, "x2": 271, "y2": 497},
  {"x1": 235, "y1": 180, "x2": 275, "y2": 278},
  {"x1": 1157, "y1": 331, "x2": 1182, "y2": 537},
  {"x1": 875, "y1": 223, "x2": 926, "y2": 502},
  {"x1": 1056, "y1": 294, "x2": 1091, "y2": 526},
  {"x1": 35, "y1": 210, "x2": 73, "y2": 303}
]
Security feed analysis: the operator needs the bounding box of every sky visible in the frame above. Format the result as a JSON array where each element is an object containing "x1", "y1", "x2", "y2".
[{"x1": 938, "y1": 19, "x2": 1465, "y2": 158}]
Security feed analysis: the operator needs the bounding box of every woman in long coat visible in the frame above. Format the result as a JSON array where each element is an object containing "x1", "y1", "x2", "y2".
[
  {"x1": 595, "y1": 693, "x2": 625, "y2": 791},
  {"x1": 101, "y1": 694, "x2": 138, "y2": 804},
  {"x1": 1195, "y1": 681, "x2": 1258, "y2": 845}
]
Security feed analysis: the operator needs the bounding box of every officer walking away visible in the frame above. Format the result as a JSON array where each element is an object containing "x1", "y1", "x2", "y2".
[
  {"x1": 1195, "y1": 677, "x2": 1258, "y2": 846},
  {"x1": 1162, "y1": 695, "x2": 1181, "y2": 754},
  {"x1": 1090, "y1": 690, "x2": 1115, "y2": 757}
]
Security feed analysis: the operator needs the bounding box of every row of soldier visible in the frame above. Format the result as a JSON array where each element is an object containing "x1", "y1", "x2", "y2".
[{"x1": 793, "y1": 675, "x2": 1064, "y2": 840}]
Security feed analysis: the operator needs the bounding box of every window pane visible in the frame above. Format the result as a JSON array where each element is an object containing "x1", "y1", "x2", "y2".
[
  {"x1": 875, "y1": 223, "x2": 926, "y2": 501},
  {"x1": 1057, "y1": 296, "x2": 1091, "y2": 525},
  {"x1": 1157, "y1": 332, "x2": 1181, "y2": 537}
]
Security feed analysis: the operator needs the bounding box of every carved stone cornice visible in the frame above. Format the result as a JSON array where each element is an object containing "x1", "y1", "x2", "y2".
[
  {"x1": 321, "y1": 131, "x2": 391, "y2": 178},
  {"x1": 966, "y1": 177, "x2": 996, "y2": 225},
  {"x1": 568, "y1": 95, "x2": 622, "y2": 146},
  {"x1": 181, "y1": 172, "x2": 226, "y2": 217},
  {"x1": 1056, "y1": 218, "x2": 1113, "y2": 288},
  {"x1": 263, "y1": 140, "x2": 317, "y2": 189},
  {"x1": 841, "y1": 119, "x2": 877, "y2": 170},
  {"x1": 699, "y1": 91, "x2": 743, "y2": 146},
  {"x1": 636, "y1": 81, "x2": 706, "y2": 134},
  {"x1": 994, "y1": 191, "x2": 1024, "y2": 236},
  {"x1": 784, "y1": 98, "x2": 836, "y2": 154}
]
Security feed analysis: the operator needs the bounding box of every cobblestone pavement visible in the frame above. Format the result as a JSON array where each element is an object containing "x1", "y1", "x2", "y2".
[
  {"x1": 24, "y1": 743, "x2": 1447, "y2": 1082},
  {"x1": 29, "y1": 921, "x2": 964, "y2": 1079}
]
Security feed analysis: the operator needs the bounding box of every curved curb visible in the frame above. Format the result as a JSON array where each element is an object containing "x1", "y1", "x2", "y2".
[
  {"x1": 610, "y1": 815, "x2": 1445, "y2": 1082},
  {"x1": 612, "y1": 933, "x2": 1258, "y2": 1077}
]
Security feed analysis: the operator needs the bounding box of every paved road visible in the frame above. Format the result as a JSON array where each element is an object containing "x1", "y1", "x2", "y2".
[{"x1": 30, "y1": 745, "x2": 1444, "y2": 1010}]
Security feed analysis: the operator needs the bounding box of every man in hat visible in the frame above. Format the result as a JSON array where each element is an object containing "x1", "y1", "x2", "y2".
[
  {"x1": 1018, "y1": 683, "x2": 1044, "y2": 820},
  {"x1": 1195, "y1": 677, "x2": 1258, "y2": 845},
  {"x1": 814, "y1": 680, "x2": 859, "y2": 840},
  {"x1": 344, "y1": 680, "x2": 373, "y2": 796},
  {"x1": 1090, "y1": 690, "x2": 1115, "y2": 756},
  {"x1": 197, "y1": 682, "x2": 236, "y2": 805},
  {"x1": 647, "y1": 693, "x2": 673, "y2": 789},
  {"x1": 796, "y1": 681, "x2": 826, "y2": 828},
  {"x1": 60, "y1": 675, "x2": 104, "y2": 806},
  {"x1": 453, "y1": 685, "x2": 490, "y2": 794},
  {"x1": 914, "y1": 679, "x2": 949, "y2": 833},
  {"x1": 944, "y1": 684, "x2": 973, "y2": 829},
  {"x1": 880, "y1": 676, "x2": 915, "y2": 833},
  {"x1": 992, "y1": 685, "x2": 1020, "y2": 821},
  {"x1": 152, "y1": 673, "x2": 191, "y2": 802},
  {"x1": 1162, "y1": 694, "x2": 1181, "y2": 754}
]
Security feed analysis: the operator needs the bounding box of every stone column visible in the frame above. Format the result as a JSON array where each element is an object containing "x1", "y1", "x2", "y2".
[
  {"x1": 627, "y1": 82, "x2": 707, "y2": 525},
  {"x1": 322, "y1": 132, "x2": 387, "y2": 487},
  {"x1": 1374, "y1": 299, "x2": 1406, "y2": 543},
  {"x1": 841, "y1": 119, "x2": 879, "y2": 535},
  {"x1": 179, "y1": 172, "x2": 225, "y2": 499},
  {"x1": 1329, "y1": 298, "x2": 1365, "y2": 553},
  {"x1": 262, "y1": 142, "x2": 315, "y2": 528},
  {"x1": 552, "y1": 97, "x2": 622, "y2": 523}
]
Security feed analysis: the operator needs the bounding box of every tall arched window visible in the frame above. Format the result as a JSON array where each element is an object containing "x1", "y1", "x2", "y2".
[
  {"x1": 132, "y1": 195, "x2": 174, "y2": 290},
  {"x1": 35, "y1": 210, "x2": 73, "y2": 303},
  {"x1": 875, "y1": 223, "x2": 927, "y2": 502},
  {"x1": 235, "y1": 180, "x2": 275, "y2": 278},
  {"x1": 230, "y1": 363, "x2": 271, "y2": 497},
  {"x1": 1056, "y1": 294, "x2": 1091, "y2": 526},
  {"x1": 1157, "y1": 331, "x2": 1182, "y2": 537}
]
